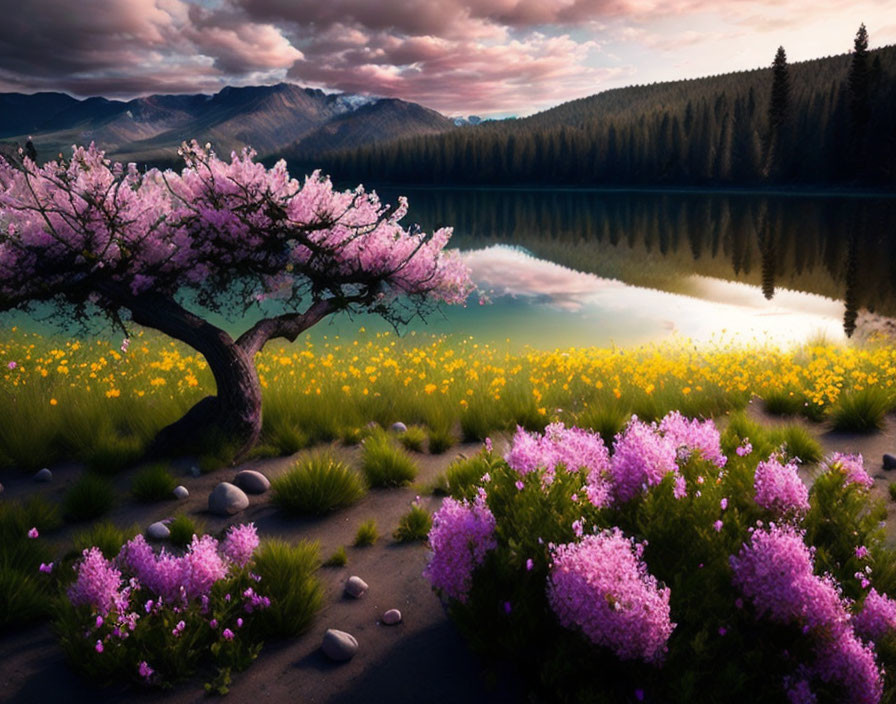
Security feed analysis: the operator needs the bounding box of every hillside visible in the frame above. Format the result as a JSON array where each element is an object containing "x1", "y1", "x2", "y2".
[
  {"x1": 315, "y1": 44, "x2": 896, "y2": 188},
  {"x1": 0, "y1": 84, "x2": 456, "y2": 166}
]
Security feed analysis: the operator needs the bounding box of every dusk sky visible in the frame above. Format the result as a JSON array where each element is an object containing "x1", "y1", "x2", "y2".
[{"x1": 1, "y1": 0, "x2": 894, "y2": 117}]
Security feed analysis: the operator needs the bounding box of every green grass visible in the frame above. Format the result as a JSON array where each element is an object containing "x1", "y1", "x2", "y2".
[
  {"x1": 427, "y1": 424, "x2": 457, "y2": 454},
  {"x1": 431, "y1": 454, "x2": 490, "y2": 500},
  {"x1": 398, "y1": 425, "x2": 427, "y2": 452},
  {"x1": 322, "y1": 546, "x2": 348, "y2": 567},
  {"x1": 72, "y1": 521, "x2": 138, "y2": 559},
  {"x1": 252, "y1": 539, "x2": 324, "y2": 638},
  {"x1": 769, "y1": 424, "x2": 823, "y2": 465},
  {"x1": 393, "y1": 504, "x2": 433, "y2": 543},
  {"x1": 167, "y1": 514, "x2": 204, "y2": 548},
  {"x1": 361, "y1": 430, "x2": 419, "y2": 488},
  {"x1": 830, "y1": 387, "x2": 893, "y2": 433},
  {"x1": 0, "y1": 567, "x2": 51, "y2": 631},
  {"x1": 85, "y1": 433, "x2": 146, "y2": 475},
  {"x1": 721, "y1": 412, "x2": 823, "y2": 465},
  {"x1": 271, "y1": 452, "x2": 367, "y2": 515},
  {"x1": 890, "y1": 483, "x2": 896, "y2": 502},
  {"x1": 131, "y1": 463, "x2": 177, "y2": 502},
  {"x1": 259, "y1": 415, "x2": 309, "y2": 457},
  {"x1": 353, "y1": 519, "x2": 379, "y2": 547},
  {"x1": 576, "y1": 404, "x2": 629, "y2": 449},
  {"x1": 62, "y1": 473, "x2": 116, "y2": 522},
  {"x1": 763, "y1": 388, "x2": 805, "y2": 416}
]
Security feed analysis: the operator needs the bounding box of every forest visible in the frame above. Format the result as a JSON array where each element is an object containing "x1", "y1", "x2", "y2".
[{"x1": 304, "y1": 29, "x2": 896, "y2": 188}]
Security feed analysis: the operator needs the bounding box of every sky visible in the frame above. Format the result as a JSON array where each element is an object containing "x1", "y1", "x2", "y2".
[{"x1": 0, "y1": 0, "x2": 894, "y2": 118}]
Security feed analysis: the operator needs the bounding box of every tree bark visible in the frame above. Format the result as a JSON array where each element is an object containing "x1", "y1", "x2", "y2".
[{"x1": 97, "y1": 284, "x2": 263, "y2": 461}]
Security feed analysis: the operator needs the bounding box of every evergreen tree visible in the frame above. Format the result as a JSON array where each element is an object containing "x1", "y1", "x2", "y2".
[
  {"x1": 766, "y1": 46, "x2": 790, "y2": 180},
  {"x1": 848, "y1": 23, "x2": 871, "y2": 178}
]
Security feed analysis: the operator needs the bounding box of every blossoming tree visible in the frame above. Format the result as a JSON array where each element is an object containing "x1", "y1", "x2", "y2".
[{"x1": 0, "y1": 143, "x2": 473, "y2": 457}]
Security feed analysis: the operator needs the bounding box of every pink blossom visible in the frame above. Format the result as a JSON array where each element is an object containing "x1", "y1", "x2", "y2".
[
  {"x1": 854, "y1": 588, "x2": 896, "y2": 643},
  {"x1": 6, "y1": 361, "x2": 15, "y2": 369},
  {"x1": 547, "y1": 528, "x2": 674, "y2": 663},
  {"x1": 68, "y1": 548, "x2": 127, "y2": 616},
  {"x1": 222, "y1": 628, "x2": 235, "y2": 641},
  {"x1": 713, "y1": 520, "x2": 723, "y2": 532},
  {"x1": 138, "y1": 661, "x2": 154, "y2": 679},
  {"x1": 27, "y1": 527, "x2": 38, "y2": 539},
  {"x1": 222, "y1": 523, "x2": 259, "y2": 568},
  {"x1": 658, "y1": 411, "x2": 726, "y2": 467},
  {"x1": 824, "y1": 453, "x2": 873, "y2": 490},
  {"x1": 95, "y1": 640, "x2": 103, "y2": 653},
  {"x1": 610, "y1": 417, "x2": 677, "y2": 503},
  {"x1": 753, "y1": 459, "x2": 810, "y2": 515},
  {"x1": 424, "y1": 495, "x2": 497, "y2": 603},
  {"x1": 38, "y1": 562, "x2": 53, "y2": 573}
]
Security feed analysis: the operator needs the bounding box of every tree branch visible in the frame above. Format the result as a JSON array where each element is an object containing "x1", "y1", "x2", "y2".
[{"x1": 236, "y1": 298, "x2": 339, "y2": 356}]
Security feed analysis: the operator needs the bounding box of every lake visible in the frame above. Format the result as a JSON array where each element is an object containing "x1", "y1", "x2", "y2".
[{"x1": 7, "y1": 189, "x2": 896, "y2": 349}]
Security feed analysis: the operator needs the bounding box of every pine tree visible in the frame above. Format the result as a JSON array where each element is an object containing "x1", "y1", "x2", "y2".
[
  {"x1": 766, "y1": 46, "x2": 790, "y2": 180},
  {"x1": 848, "y1": 23, "x2": 871, "y2": 178}
]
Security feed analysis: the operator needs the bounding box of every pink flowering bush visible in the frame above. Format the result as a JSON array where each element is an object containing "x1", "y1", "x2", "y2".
[
  {"x1": 426, "y1": 411, "x2": 896, "y2": 704},
  {"x1": 53, "y1": 522, "x2": 308, "y2": 694}
]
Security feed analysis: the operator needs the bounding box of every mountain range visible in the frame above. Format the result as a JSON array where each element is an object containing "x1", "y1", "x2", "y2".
[{"x1": 0, "y1": 83, "x2": 455, "y2": 165}]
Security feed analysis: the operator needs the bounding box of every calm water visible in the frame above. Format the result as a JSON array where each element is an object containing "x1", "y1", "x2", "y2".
[{"x1": 7, "y1": 189, "x2": 896, "y2": 349}]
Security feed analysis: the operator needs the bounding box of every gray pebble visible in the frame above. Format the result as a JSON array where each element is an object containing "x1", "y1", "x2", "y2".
[
  {"x1": 382, "y1": 609, "x2": 402, "y2": 625},
  {"x1": 345, "y1": 575, "x2": 368, "y2": 598},
  {"x1": 233, "y1": 469, "x2": 270, "y2": 494},
  {"x1": 34, "y1": 468, "x2": 52, "y2": 482},
  {"x1": 147, "y1": 521, "x2": 170, "y2": 540},
  {"x1": 208, "y1": 482, "x2": 249, "y2": 516},
  {"x1": 173, "y1": 485, "x2": 189, "y2": 500},
  {"x1": 321, "y1": 629, "x2": 358, "y2": 661}
]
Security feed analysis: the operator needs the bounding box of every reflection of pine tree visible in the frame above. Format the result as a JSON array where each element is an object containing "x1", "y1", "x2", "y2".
[
  {"x1": 758, "y1": 207, "x2": 776, "y2": 300},
  {"x1": 843, "y1": 232, "x2": 859, "y2": 337}
]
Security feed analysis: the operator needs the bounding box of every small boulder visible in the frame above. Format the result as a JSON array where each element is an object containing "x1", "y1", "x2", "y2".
[
  {"x1": 390, "y1": 422, "x2": 408, "y2": 434},
  {"x1": 233, "y1": 469, "x2": 270, "y2": 495},
  {"x1": 382, "y1": 609, "x2": 402, "y2": 625},
  {"x1": 189, "y1": 465, "x2": 201, "y2": 478},
  {"x1": 147, "y1": 521, "x2": 170, "y2": 540},
  {"x1": 208, "y1": 482, "x2": 249, "y2": 516},
  {"x1": 321, "y1": 629, "x2": 358, "y2": 662},
  {"x1": 345, "y1": 575, "x2": 368, "y2": 598},
  {"x1": 34, "y1": 468, "x2": 52, "y2": 482},
  {"x1": 173, "y1": 485, "x2": 189, "y2": 500},
  {"x1": 884, "y1": 454, "x2": 896, "y2": 471}
]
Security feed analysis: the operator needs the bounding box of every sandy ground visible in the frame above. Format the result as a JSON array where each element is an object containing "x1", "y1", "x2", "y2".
[{"x1": 2, "y1": 409, "x2": 896, "y2": 704}]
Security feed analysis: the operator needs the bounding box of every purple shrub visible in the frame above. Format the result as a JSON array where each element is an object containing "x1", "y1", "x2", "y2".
[
  {"x1": 854, "y1": 588, "x2": 896, "y2": 643},
  {"x1": 658, "y1": 411, "x2": 726, "y2": 468},
  {"x1": 68, "y1": 547, "x2": 127, "y2": 616},
  {"x1": 222, "y1": 523, "x2": 260, "y2": 568},
  {"x1": 824, "y1": 452, "x2": 874, "y2": 490},
  {"x1": 609, "y1": 417, "x2": 677, "y2": 503},
  {"x1": 753, "y1": 458, "x2": 810, "y2": 515}
]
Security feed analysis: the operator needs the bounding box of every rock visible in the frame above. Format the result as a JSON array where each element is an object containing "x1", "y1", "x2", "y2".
[
  {"x1": 189, "y1": 465, "x2": 201, "y2": 478},
  {"x1": 345, "y1": 575, "x2": 368, "y2": 598},
  {"x1": 34, "y1": 468, "x2": 52, "y2": 482},
  {"x1": 390, "y1": 422, "x2": 408, "y2": 433},
  {"x1": 884, "y1": 454, "x2": 896, "y2": 470},
  {"x1": 208, "y1": 482, "x2": 249, "y2": 516},
  {"x1": 321, "y1": 629, "x2": 358, "y2": 662},
  {"x1": 173, "y1": 485, "x2": 189, "y2": 500},
  {"x1": 233, "y1": 469, "x2": 270, "y2": 494},
  {"x1": 382, "y1": 609, "x2": 402, "y2": 625},
  {"x1": 147, "y1": 521, "x2": 170, "y2": 540},
  {"x1": 0, "y1": 481, "x2": 4, "y2": 494}
]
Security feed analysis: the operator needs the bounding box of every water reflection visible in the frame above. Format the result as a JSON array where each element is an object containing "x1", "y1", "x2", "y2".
[{"x1": 383, "y1": 188, "x2": 896, "y2": 337}]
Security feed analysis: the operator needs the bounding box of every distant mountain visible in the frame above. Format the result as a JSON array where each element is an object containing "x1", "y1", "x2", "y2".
[{"x1": 0, "y1": 84, "x2": 457, "y2": 166}]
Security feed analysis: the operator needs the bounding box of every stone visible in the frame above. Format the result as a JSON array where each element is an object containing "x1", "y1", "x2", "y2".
[
  {"x1": 390, "y1": 422, "x2": 408, "y2": 433},
  {"x1": 147, "y1": 521, "x2": 170, "y2": 540},
  {"x1": 189, "y1": 465, "x2": 201, "y2": 478},
  {"x1": 208, "y1": 482, "x2": 249, "y2": 516},
  {"x1": 34, "y1": 468, "x2": 52, "y2": 482},
  {"x1": 321, "y1": 629, "x2": 358, "y2": 662},
  {"x1": 233, "y1": 469, "x2": 270, "y2": 494},
  {"x1": 0, "y1": 481, "x2": 4, "y2": 494},
  {"x1": 382, "y1": 609, "x2": 402, "y2": 625},
  {"x1": 884, "y1": 454, "x2": 896, "y2": 471},
  {"x1": 345, "y1": 575, "x2": 368, "y2": 598},
  {"x1": 173, "y1": 485, "x2": 189, "y2": 500}
]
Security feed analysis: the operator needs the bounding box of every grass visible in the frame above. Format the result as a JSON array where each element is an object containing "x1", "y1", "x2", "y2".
[
  {"x1": 393, "y1": 503, "x2": 433, "y2": 543},
  {"x1": 361, "y1": 430, "x2": 419, "y2": 488},
  {"x1": 398, "y1": 425, "x2": 427, "y2": 452},
  {"x1": 72, "y1": 521, "x2": 138, "y2": 559},
  {"x1": 427, "y1": 424, "x2": 457, "y2": 454},
  {"x1": 769, "y1": 424, "x2": 823, "y2": 465},
  {"x1": 763, "y1": 388, "x2": 806, "y2": 416},
  {"x1": 353, "y1": 519, "x2": 379, "y2": 547},
  {"x1": 576, "y1": 404, "x2": 629, "y2": 449},
  {"x1": 62, "y1": 473, "x2": 116, "y2": 522},
  {"x1": 829, "y1": 387, "x2": 893, "y2": 433},
  {"x1": 431, "y1": 454, "x2": 489, "y2": 500},
  {"x1": 168, "y1": 514, "x2": 204, "y2": 548},
  {"x1": 322, "y1": 546, "x2": 348, "y2": 567},
  {"x1": 890, "y1": 483, "x2": 896, "y2": 502},
  {"x1": 252, "y1": 539, "x2": 324, "y2": 638},
  {"x1": 721, "y1": 412, "x2": 823, "y2": 465},
  {"x1": 131, "y1": 463, "x2": 177, "y2": 502},
  {"x1": 271, "y1": 452, "x2": 366, "y2": 515}
]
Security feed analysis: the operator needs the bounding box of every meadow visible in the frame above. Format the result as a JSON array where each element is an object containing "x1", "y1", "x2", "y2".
[{"x1": 2, "y1": 327, "x2": 895, "y2": 472}]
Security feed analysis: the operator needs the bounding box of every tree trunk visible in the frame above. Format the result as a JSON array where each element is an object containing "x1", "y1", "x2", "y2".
[{"x1": 98, "y1": 285, "x2": 263, "y2": 461}]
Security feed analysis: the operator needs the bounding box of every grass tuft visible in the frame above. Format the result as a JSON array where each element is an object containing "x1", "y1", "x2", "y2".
[
  {"x1": 830, "y1": 387, "x2": 893, "y2": 433},
  {"x1": 131, "y1": 463, "x2": 177, "y2": 502},
  {"x1": 576, "y1": 404, "x2": 629, "y2": 449},
  {"x1": 271, "y1": 452, "x2": 366, "y2": 515},
  {"x1": 72, "y1": 521, "x2": 138, "y2": 559},
  {"x1": 431, "y1": 453, "x2": 490, "y2": 500},
  {"x1": 322, "y1": 546, "x2": 348, "y2": 568},
  {"x1": 398, "y1": 425, "x2": 427, "y2": 452},
  {"x1": 167, "y1": 514, "x2": 204, "y2": 548},
  {"x1": 253, "y1": 539, "x2": 324, "y2": 638},
  {"x1": 393, "y1": 503, "x2": 433, "y2": 543},
  {"x1": 353, "y1": 519, "x2": 379, "y2": 547},
  {"x1": 427, "y1": 425, "x2": 457, "y2": 455},
  {"x1": 62, "y1": 473, "x2": 116, "y2": 522},
  {"x1": 361, "y1": 430, "x2": 419, "y2": 488}
]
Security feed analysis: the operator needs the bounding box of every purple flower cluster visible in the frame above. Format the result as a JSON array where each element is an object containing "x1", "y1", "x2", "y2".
[
  {"x1": 67, "y1": 547, "x2": 128, "y2": 616},
  {"x1": 854, "y1": 589, "x2": 896, "y2": 643},
  {"x1": 222, "y1": 523, "x2": 260, "y2": 568},
  {"x1": 547, "y1": 528, "x2": 674, "y2": 663},
  {"x1": 730, "y1": 524, "x2": 883, "y2": 704},
  {"x1": 424, "y1": 495, "x2": 497, "y2": 603},
  {"x1": 505, "y1": 423, "x2": 612, "y2": 507},
  {"x1": 609, "y1": 417, "x2": 677, "y2": 503},
  {"x1": 658, "y1": 411, "x2": 726, "y2": 468},
  {"x1": 824, "y1": 452, "x2": 874, "y2": 490},
  {"x1": 753, "y1": 458, "x2": 810, "y2": 516}
]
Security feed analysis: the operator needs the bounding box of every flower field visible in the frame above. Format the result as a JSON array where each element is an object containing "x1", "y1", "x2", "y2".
[{"x1": 2, "y1": 327, "x2": 895, "y2": 470}]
